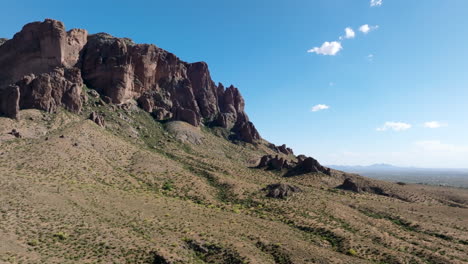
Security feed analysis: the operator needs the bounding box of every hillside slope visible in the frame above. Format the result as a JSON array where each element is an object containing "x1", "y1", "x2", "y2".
[{"x1": 1, "y1": 99, "x2": 467, "y2": 263}]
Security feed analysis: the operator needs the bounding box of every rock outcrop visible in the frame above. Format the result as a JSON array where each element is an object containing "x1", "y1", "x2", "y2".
[
  {"x1": 278, "y1": 144, "x2": 294, "y2": 155},
  {"x1": 258, "y1": 153, "x2": 331, "y2": 176},
  {"x1": 264, "y1": 183, "x2": 302, "y2": 199},
  {"x1": 337, "y1": 178, "x2": 387, "y2": 195},
  {"x1": 0, "y1": 19, "x2": 260, "y2": 143},
  {"x1": 89, "y1": 111, "x2": 105, "y2": 127},
  {"x1": 295, "y1": 157, "x2": 331, "y2": 175},
  {"x1": 0, "y1": 19, "x2": 86, "y2": 119},
  {"x1": 257, "y1": 155, "x2": 293, "y2": 171}
]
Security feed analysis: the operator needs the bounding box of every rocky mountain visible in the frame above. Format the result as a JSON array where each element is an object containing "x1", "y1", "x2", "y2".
[
  {"x1": 0, "y1": 19, "x2": 259, "y2": 143},
  {"x1": 1, "y1": 20, "x2": 468, "y2": 264}
]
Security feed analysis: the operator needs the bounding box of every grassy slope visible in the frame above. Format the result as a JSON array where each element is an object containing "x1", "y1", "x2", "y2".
[{"x1": 0, "y1": 95, "x2": 467, "y2": 264}]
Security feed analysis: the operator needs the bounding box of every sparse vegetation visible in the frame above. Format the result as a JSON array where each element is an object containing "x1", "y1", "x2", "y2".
[{"x1": 1, "y1": 107, "x2": 467, "y2": 263}]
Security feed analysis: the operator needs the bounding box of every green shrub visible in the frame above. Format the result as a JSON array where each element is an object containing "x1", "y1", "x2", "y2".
[
  {"x1": 347, "y1": 249, "x2": 357, "y2": 256},
  {"x1": 53, "y1": 231, "x2": 69, "y2": 240},
  {"x1": 162, "y1": 180, "x2": 174, "y2": 191}
]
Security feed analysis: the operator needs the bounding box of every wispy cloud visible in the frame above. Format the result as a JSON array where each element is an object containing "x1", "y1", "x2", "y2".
[
  {"x1": 377, "y1": 122, "x2": 412, "y2": 132},
  {"x1": 423, "y1": 121, "x2": 448, "y2": 129},
  {"x1": 359, "y1": 24, "x2": 379, "y2": 34},
  {"x1": 367, "y1": 54, "x2": 374, "y2": 61},
  {"x1": 311, "y1": 104, "x2": 330, "y2": 112},
  {"x1": 307, "y1": 41, "x2": 342, "y2": 56},
  {"x1": 370, "y1": 0, "x2": 383, "y2": 7}
]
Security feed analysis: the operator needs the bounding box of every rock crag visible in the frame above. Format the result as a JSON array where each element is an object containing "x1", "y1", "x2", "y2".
[
  {"x1": 257, "y1": 153, "x2": 331, "y2": 176},
  {"x1": 0, "y1": 19, "x2": 260, "y2": 143}
]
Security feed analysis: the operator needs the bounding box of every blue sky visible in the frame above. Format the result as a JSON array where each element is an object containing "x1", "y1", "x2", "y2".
[{"x1": 1, "y1": 0, "x2": 467, "y2": 168}]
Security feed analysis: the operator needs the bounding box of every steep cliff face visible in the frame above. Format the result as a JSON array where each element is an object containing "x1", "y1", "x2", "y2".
[
  {"x1": 0, "y1": 19, "x2": 260, "y2": 143},
  {"x1": 0, "y1": 19, "x2": 87, "y2": 119}
]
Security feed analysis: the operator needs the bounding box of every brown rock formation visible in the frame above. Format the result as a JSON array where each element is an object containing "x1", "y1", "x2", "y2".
[
  {"x1": 257, "y1": 152, "x2": 330, "y2": 176},
  {"x1": 257, "y1": 155, "x2": 294, "y2": 171},
  {"x1": 264, "y1": 183, "x2": 302, "y2": 199},
  {"x1": 0, "y1": 19, "x2": 86, "y2": 118},
  {"x1": 89, "y1": 111, "x2": 105, "y2": 127},
  {"x1": 278, "y1": 144, "x2": 294, "y2": 155},
  {"x1": 0, "y1": 19, "x2": 87, "y2": 88},
  {"x1": 299, "y1": 157, "x2": 331, "y2": 175},
  {"x1": 0, "y1": 19, "x2": 260, "y2": 143},
  {"x1": 258, "y1": 154, "x2": 331, "y2": 177}
]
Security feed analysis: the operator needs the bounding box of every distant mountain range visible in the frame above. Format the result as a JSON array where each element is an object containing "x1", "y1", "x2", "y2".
[
  {"x1": 328, "y1": 164, "x2": 468, "y2": 188},
  {"x1": 328, "y1": 164, "x2": 468, "y2": 173}
]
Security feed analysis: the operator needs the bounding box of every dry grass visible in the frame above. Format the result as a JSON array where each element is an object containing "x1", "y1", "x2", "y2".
[{"x1": 0, "y1": 102, "x2": 467, "y2": 263}]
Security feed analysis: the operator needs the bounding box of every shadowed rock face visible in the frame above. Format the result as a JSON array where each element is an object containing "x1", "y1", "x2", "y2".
[
  {"x1": 257, "y1": 154, "x2": 331, "y2": 176},
  {"x1": 0, "y1": 19, "x2": 260, "y2": 143}
]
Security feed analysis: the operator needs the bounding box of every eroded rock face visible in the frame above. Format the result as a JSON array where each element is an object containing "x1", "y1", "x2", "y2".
[
  {"x1": 80, "y1": 33, "x2": 259, "y2": 142},
  {"x1": 0, "y1": 19, "x2": 86, "y2": 118},
  {"x1": 0, "y1": 19, "x2": 260, "y2": 144},
  {"x1": 0, "y1": 19, "x2": 87, "y2": 88},
  {"x1": 16, "y1": 67, "x2": 83, "y2": 114}
]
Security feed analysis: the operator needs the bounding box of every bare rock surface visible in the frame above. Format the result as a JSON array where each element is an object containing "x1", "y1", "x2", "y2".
[{"x1": 165, "y1": 121, "x2": 205, "y2": 145}]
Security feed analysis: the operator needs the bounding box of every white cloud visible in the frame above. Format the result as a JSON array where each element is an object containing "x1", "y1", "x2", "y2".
[
  {"x1": 377, "y1": 122, "x2": 412, "y2": 132},
  {"x1": 423, "y1": 121, "x2": 448, "y2": 129},
  {"x1": 307, "y1": 41, "x2": 342, "y2": 56},
  {"x1": 370, "y1": 0, "x2": 383, "y2": 7},
  {"x1": 359, "y1": 24, "x2": 379, "y2": 34},
  {"x1": 311, "y1": 104, "x2": 330, "y2": 112},
  {"x1": 344, "y1": 27, "x2": 355, "y2": 39},
  {"x1": 367, "y1": 54, "x2": 374, "y2": 61}
]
